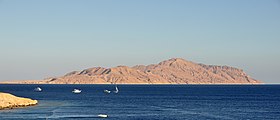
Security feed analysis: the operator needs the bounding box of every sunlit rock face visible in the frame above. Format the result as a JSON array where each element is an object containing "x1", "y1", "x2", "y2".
[{"x1": 21, "y1": 58, "x2": 261, "y2": 84}]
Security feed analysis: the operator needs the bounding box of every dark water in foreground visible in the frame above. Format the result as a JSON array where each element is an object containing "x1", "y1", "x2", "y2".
[{"x1": 0, "y1": 84, "x2": 279, "y2": 120}]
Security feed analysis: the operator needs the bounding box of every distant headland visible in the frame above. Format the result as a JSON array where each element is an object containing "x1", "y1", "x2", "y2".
[{"x1": 3, "y1": 58, "x2": 261, "y2": 84}]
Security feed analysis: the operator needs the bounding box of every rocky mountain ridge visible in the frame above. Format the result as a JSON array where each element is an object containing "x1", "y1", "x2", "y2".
[{"x1": 20, "y1": 58, "x2": 261, "y2": 84}]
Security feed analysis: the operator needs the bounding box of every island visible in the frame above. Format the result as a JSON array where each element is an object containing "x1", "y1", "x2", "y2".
[
  {"x1": 0, "y1": 93, "x2": 37, "y2": 110},
  {"x1": 13, "y1": 58, "x2": 261, "y2": 84}
]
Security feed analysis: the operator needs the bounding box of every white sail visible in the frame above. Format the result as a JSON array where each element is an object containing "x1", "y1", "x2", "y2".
[
  {"x1": 114, "y1": 86, "x2": 119, "y2": 93},
  {"x1": 34, "y1": 87, "x2": 42, "y2": 92}
]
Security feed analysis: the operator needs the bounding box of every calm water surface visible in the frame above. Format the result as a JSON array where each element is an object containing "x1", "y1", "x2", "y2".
[{"x1": 0, "y1": 84, "x2": 279, "y2": 120}]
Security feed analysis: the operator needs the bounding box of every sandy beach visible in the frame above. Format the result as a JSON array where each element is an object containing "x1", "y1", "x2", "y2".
[{"x1": 0, "y1": 92, "x2": 37, "y2": 110}]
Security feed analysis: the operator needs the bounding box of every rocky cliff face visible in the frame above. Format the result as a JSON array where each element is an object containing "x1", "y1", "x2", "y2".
[{"x1": 24, "y1": 58, "x2": 261, "y2": 84}]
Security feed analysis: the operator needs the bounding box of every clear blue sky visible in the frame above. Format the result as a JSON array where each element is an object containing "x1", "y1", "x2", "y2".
[{"x1": 0, "y1": 0, "x2": 279, "y2": 83}]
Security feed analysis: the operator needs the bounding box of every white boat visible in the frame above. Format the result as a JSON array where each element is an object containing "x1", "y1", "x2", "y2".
[
  {"x1": 104, "y1": 90, "x2": 111, "y2": 94},
  {"x1": 98, "y1": 114, "x2": 108, "y2": 118},
  {"x1": 113, "y1": 86, "x2": 119, "y2": 93},
  {"x1": 72, "y1": 89, "x2": 82, "y2": 94},
  {"x1": 34, "y1": 87, "x2": 42, "y2": 92}
]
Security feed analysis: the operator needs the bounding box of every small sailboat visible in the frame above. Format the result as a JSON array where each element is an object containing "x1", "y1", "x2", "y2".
[
  {"x1": 34, "y1": 87, "x2": 42, "y2": 92},
  {"x1": 113, "y1": 86, "x2": 119, "y2": 93},
  {"x1": 98, "y1": 114, "x2": 108, "y2": 118},
  {"x1": 104, "y1": 89, "x2": 111, "y2": 94},
  {"x1": 72, "y1": 89, "x2": 82, "y2": 94}
]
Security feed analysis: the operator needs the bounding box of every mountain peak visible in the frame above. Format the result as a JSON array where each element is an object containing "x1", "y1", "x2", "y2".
[
  {"x1": 26, "y1": 58, "x2": 261, "y2": 84},
  {"x1": 164, "y1": 58, "x2": 190, "y2": 63},
  {"x1": 169, "y1": 58, "x2": 187, "y2": 61},
  {"x1": 157, "y1": 58, "x2": 195, "y2": 67}
]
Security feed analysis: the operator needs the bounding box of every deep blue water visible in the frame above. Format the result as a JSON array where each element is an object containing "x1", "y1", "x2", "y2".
[{"x1": 0, "y1": 84, "x2": 280, "y2": 120}]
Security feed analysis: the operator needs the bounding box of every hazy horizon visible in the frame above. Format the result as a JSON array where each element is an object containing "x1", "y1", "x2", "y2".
[{"x1": 0, "y1": 0, "x2": 279, "y2": 83}]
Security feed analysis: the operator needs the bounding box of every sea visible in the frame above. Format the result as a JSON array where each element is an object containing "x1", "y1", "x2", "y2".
[{"x1": 0, "y1": 84, "x2": 279, "y2": 120}]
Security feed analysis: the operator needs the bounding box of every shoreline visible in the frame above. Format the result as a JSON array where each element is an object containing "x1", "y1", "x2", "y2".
[
  {"x1": 0, "y1": 93, "x2": 38, "y2": 110},
  {"x1": 0, "y1": 83, "x2": 265, "y2": 85}
]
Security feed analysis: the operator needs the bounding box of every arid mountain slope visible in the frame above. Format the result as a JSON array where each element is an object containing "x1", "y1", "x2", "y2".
[{"x1": 21, "y1": 58, "x2": 261, "y2": 84}]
